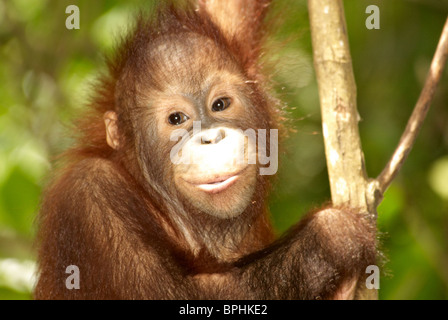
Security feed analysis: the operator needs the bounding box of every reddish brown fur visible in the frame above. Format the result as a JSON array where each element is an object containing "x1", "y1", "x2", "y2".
[{"x1": 34, "y1": 1, "x2": 376, "y2": 300}]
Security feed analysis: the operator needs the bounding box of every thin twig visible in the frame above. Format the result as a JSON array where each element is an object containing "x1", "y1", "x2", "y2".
[{"x1": 377, "y1": 17, "x2": 448, "y2": 194}]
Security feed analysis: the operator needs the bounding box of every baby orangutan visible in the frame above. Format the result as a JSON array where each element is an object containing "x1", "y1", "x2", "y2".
[{"x1": 35, "y1": 0, "x2": 376, "y2": 300}]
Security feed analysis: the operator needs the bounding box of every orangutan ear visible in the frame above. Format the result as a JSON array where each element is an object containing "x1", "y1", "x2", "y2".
[{"x1": 104, "y1": 111, "x2": 120, "y2": 150}]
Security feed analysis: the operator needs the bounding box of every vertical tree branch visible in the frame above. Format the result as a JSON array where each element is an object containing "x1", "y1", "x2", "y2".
[
  {"x1": 308, "y1": 0, "x2": 373, "y2": 300},
  {"x1": 307, "y1": 0, "x2": 371, "y2": 214},
  {"x1": 308, "y1": 0, "x2": 448, "y2": 300}
]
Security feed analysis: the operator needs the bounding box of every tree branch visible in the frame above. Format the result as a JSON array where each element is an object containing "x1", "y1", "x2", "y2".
[
  {"x1": 308, "y1": 0, "x2": 376, "y2": 300},
  {"x1": 308, "y1": 0, "x2": 370, "y2": 213},
  {"x1": 307, "y1": 0, "x2": 448, "y2": 301},
  {"x1": 377, "y1": 17, "x2": 448, "y2": 194}
]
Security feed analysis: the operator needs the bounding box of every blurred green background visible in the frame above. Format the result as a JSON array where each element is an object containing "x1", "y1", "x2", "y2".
[{"x1": 0, "y1": 0, "x2": 447, "y2": 300}]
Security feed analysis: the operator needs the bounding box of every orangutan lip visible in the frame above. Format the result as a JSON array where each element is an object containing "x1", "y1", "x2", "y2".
[
  {"x1": 196, "y1": 175, "x2": 239, "y2": 193},
  {"x1": 184, "y1": 166, "x2": 248, "y2": 194}
]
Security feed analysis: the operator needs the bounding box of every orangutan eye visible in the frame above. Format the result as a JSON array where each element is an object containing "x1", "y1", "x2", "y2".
[
  {"x1": 211, "y1": 97, "x2": 231, "y2": 112},
  {"x1": 168, "y1": 112, "x2": 189, "y2": 125}
]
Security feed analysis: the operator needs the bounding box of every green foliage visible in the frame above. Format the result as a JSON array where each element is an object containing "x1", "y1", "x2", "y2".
[{"x1": 0, "y1": 0, "x2": 447, "y2": 299}]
